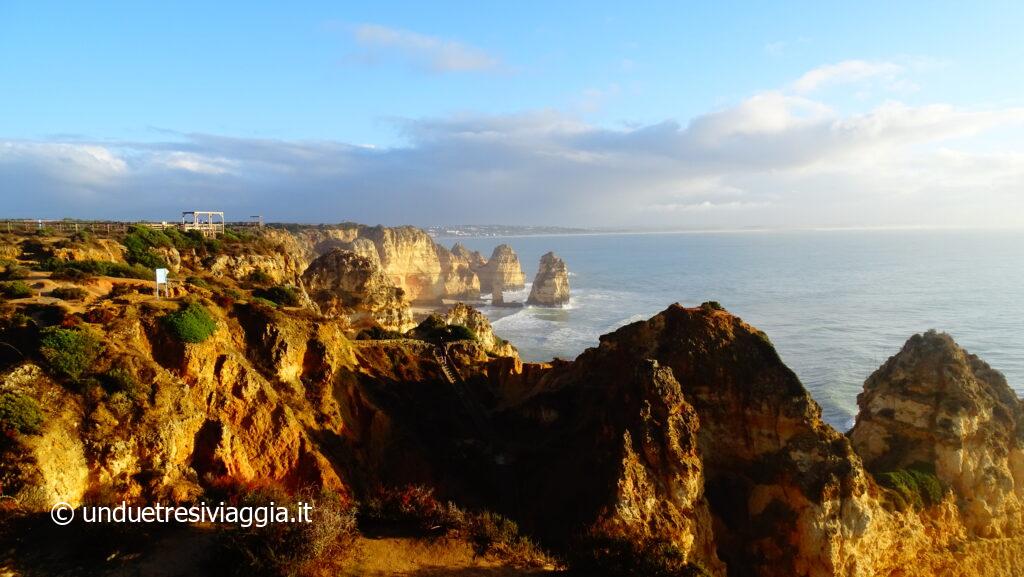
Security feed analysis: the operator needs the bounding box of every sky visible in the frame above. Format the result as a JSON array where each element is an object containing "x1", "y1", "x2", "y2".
[{"x1": 1, "y1": 1, "x2": 1023, "y2": 229}]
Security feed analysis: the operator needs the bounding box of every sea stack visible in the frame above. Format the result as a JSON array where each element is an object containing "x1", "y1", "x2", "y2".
[
  {"x1": 527, "y1": 252, "x2": 570, "y2": 306},
  {"x1": 477, "y1": 244, "x2": 526, "y2": 293}
]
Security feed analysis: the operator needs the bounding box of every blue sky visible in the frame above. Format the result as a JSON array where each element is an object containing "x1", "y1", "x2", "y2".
[{"x1": 2, "y1": 1, "x2": 1023, "y2": 227}]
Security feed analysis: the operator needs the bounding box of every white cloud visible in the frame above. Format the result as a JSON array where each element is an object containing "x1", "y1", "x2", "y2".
[
  {"x1": 3, "y1": 62, "x2": 1024, "y2": 229},
  {"x1": 792, "y1": 60, "x2": 903, "y2": 93},
  {"x1": 352, "y1": 24, "x2": 500, "y2": 73}
]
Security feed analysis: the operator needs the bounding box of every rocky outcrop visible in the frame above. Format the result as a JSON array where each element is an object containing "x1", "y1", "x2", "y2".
[
  {"x1": 526, "y1": 252, "x2": 570, "y2": 306},
  {"x1": 437, "y1": 245, "x2": 481, "y2": 301},
  {"x1": 850, "y1": 330, "x2": 1024, "y2": 537},
  {"x1": 442, "y1": 303, "x2": 516, "y2": 357},
  {"x1": 476, "y1": 244, "x2": 525, "y2": 293},
  {"x1": 506, "y1": 352, "x2": 724, "y2": 574},
  {"x1": 45, "y1": 238, "x2": 127, "y2": 264},
  {"x1": 301, "y1": 249, "x2": 414, "y2": 332}
]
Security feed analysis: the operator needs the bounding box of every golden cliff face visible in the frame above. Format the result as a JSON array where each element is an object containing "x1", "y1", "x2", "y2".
[
  {"x1": 850, "y1": 330, "x2": 1024, "y2": 538},
  {"x1": 1, "y1": 226, "x2": 1022, "y2": 576}
]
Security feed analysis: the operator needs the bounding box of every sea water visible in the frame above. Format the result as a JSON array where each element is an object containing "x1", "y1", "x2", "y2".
[{"x1": 439, "y1": 230, "x2": 1024, "y2": 429}]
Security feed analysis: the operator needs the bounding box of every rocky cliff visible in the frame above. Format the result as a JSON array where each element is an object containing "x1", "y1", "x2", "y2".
[
  {"x1": 1, "y1": 226, "x2": 1022, "y2": 577},
  {"x1": 850, "y1": 330, "x2": 1024, "y2": 538},
  {"x1": 526, "y1": 252, "x2": 570, "y2": 306},
  {"x1": 301, "y1": 249, "x2": 414, "y2": 332},
  {"x1": 476, "y1": 244, "x2": 525, "y2": 293}
]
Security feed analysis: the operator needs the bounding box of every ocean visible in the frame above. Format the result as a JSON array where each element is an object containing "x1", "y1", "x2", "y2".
[{"x1": 439, "y1": 230, "x2": 1024, "y2": 430}]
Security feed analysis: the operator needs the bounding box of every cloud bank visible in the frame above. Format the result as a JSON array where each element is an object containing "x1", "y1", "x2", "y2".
[{"x1": 2, "y1": 63, "x2": 1023, "y2": 229}]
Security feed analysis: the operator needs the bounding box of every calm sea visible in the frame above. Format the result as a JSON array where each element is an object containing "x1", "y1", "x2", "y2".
[{"x1": 440, "y1": 230, "x2": 1024, "y2": 429}]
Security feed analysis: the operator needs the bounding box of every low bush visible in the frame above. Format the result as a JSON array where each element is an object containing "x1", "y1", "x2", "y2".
[
  {"x1": 569, "y1": 535, "x2": 711, "y2": 577},
  {"x1": 45, "y1": 259, "x2": 152, "y2": 280},
  {"x1": 877, "y1": 463, "x2": 944, "y2": 510},
  {"x1": 409, "y1": 315, "x2": 477, "y2": 344},
  {"x1": 101, "y1": 367, "x2": 149, "y2": 404},
  {"x1": 215, "y1": 483, "x2": 358, "y2": 577},
  {"x1": 39, "y1": 326, "x2": 103, "y2": 380},
  {"x1": 0, "y1": 281, "x2": 33, "y2": 299},
  {"x1": 700, "y1": 301, "x2": 724, "y2": 311},
  {"x1": 186, "y1": 276, "x2": 210, "y2": 289},
  {"x1": 121, "y1": 226, "x2": 170, "y2": 268},
  {"x1": 355, "y1": 326, "x2": 405, "y2": 340},
  {"x1": 246, "y1": 269, "x2": 274, "y2": 285},
  {"x1": 0, "y1": 391, "x2": 44, "y2": 435},
  {"x1": 253, "y1": 285, "x2": 301, "y2": 307},
  {"x1": 0, "y1": 261, "x2": 29, "y2": 280},
  {"x1": 358, "y1": 485, "x2": 550, "y2": 566},
  {"x1": 250, "y1": 297, "x2": 278, "y2": 310},
  {"x1": 163, "y1": 302, "x2": 218, "y2": 343},
  {"x1": 51, "y1": 287, "x2": 88, "y2": 301}
]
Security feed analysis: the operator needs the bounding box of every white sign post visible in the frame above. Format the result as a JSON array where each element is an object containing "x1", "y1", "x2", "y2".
[{"x1": 155, "y1": 268, "x2": 169, "y2": 298}]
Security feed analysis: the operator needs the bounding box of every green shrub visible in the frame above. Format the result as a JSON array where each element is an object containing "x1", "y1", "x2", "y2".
[
  {"x1": 877, "y1": 463, "x2": 944, "y2": 510},
  {"x1": 39, "y1": 326, "x2": 104, "y2": 380},
  {"x1": 570, "y1": 536, "x2": 711, "y2": 577},
  {"x1": 246, "y1": 269, "x2": 274, "y2": 285},
  {"x1": 163, "y1": 302, "x2": 218, "y2": 343},
  {"x1": 253, "y1": 285, "x2": 300, "y2": 307},
  {"x1": 0, "y1": 392, "x2": 44, "y2": 435},
  {"x1": 250, "y1": 297, "x2": 278, "y2": 309},
  {"x1": 409, "y1": 315, "x2": 477, "y2": 344},
  {"x1": 0, "y1": 281, "x2": 33, "y2": 298},
  {"x1": 700, "y1": 301, "x2": 724, "y2": 311},
  {"x1": 51, "y1": 286, "x2": 88, "y2": 301},
  {"x1": 0, "y1": 261, "x2": 29, "y2": 280},
  {"x1": 121, "y1": 226, "x2": 171, "y2": 268},
  {"x1": 355, "y1": 326, "x2": 405, "y2": 340},
  {"x1": 45, "y1": 259, "x2": 152, "y2": 280},
  {"x1": 185, "y1": 276, "x2": 210, "y2": 289},
  {"x1": 101, "y1": 367, "x2": 149, "y2": 403}
]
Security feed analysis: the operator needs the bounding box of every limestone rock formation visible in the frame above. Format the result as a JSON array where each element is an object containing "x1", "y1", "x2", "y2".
[
  {"x1": 301, "y1": 249, "x2": 414, "y2": 332},
  {"x1": 506, "y1": 355, "x2": 724, "y2": 575},
  {"x1": 451, "y1": 243, "x2": 486, "y2": 270},
  {"x1": 526, "y1": 251, "x2": 570, "y2": 306},
  {"x1": 437, "y1": 244, "x2": 481, "y2": 301},
  {"x1": 850, "y1": 329, "x2": 1024, "y2": 537},
  {"x1": 476, "y1": 244, "x2": 525, "y2": 293},
  {"x1": 442, "y1": 302, "x2": 516, "y2": 357},
  {"x1": 45, "y1": 238, "x2": 127, "y2": 264}
]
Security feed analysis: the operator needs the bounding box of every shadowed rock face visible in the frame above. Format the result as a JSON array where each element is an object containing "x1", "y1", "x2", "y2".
[
  {"x1": 850, "y1": 330, "x2": 1024, "y2": 537},
  {"x1": 526, "y1": 252, "x2": 570, "y2": 306},
  {"x1": 528, "y1": 303, "x2": 867, "y2": 577},
  {"x1": 504, "y1": 351, "x2": 725, "y2": 574},
  {"x1": 301, "y1": 249, "x2": 414, "y2": 332}
]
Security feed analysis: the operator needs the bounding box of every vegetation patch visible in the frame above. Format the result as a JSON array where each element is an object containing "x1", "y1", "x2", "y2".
[
  {"x1": 211, "y1": 481, "x2": 358, "y2": 577},
  {"x1": 569, "y1": 535, "x2": 712, "y2": 577},
  {"x1": 253, "y1": 285, "x2": 301, "y2": 307},
  {"x1": 0, "y1": 281, "x2": 33, "y2": 299},
  {"x1": 700, "y1": 301, "x2": 724, "y2": 311},
  {"x1": 0, "y1": 391, "x2": 44, "y2": 435},
  {"x1": 876, "y1": 462, "x2": 945, "y2": 510},
  {"x1": 101, "y1": 367, "x2": 149, "y2": 404},
  {"x1": 39, "y1": 326, "x2": 104, "y2": 380},
  {"x1": 355, "y1": 326, "x2": 405, "y2": 340},
  {"x1": 409, "y1": 315, "x2": 477, "y2": 344},
  {"x1": 121, "y1": 226, "x2": 171, "y2": 268},
  {"x1": 44, "y1": 259, "x2": 152, "y2": 281},
  {"x1": 246, "y1": 269, "x2": 274, "y2": 285},
  {"x1": 358, "y1": 485, "x2": 550, "y2": 567},
  {"x1": 163, "y1": 302, "x2": 218, "y2": 343},
  {"x1": 50, "y1": 287, "x2": 88, "y2": 301}
]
